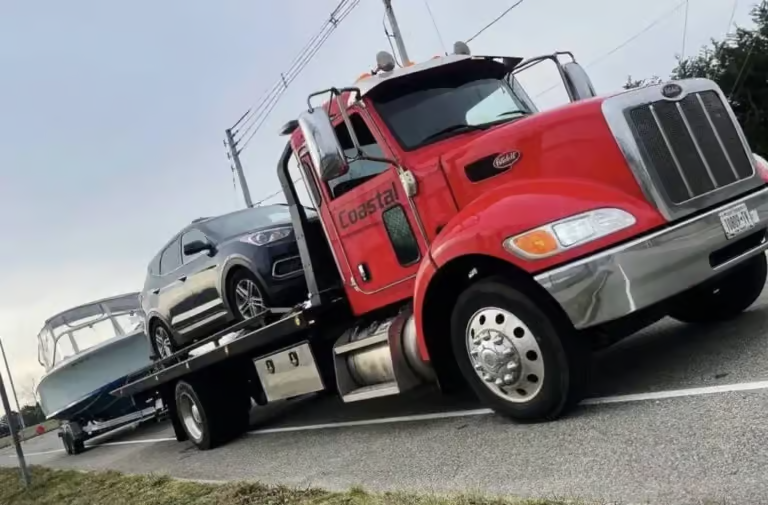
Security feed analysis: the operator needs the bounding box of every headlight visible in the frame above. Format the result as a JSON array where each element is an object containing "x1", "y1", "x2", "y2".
[
  {"x1": 240, "y1": 227, "x2": 293, "y2": 246},
  {"x1": 503, "y1": 208, "x2": 636, "y2": 259}
]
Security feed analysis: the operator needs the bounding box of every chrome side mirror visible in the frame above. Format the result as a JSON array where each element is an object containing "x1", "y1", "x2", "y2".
[
  {"x1": 562, "y1": 62, "x2": 597, "y2": 101},
  {"x1": 298, "y1": 108, "x2": 349, "y2": 182}
]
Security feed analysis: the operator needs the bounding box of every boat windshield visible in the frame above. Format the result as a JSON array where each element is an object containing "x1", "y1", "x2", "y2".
[{"x1": 37, "y1": 294, "x2": 145, "y2": 371}]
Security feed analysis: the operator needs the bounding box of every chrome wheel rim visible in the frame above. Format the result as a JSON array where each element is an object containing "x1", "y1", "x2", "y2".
[
  {"x1": 178, "y1": 392, "x2": 204, "y2": 442},
  {"x1": 465, "y1": 307, "x2": 545, "y2": 403},
  {"x1": 154, "y1": 326, "x2": 173, "y2": 359},
  {"x1": 235, "y1": 278, "x2": 266, "y2": 319}
]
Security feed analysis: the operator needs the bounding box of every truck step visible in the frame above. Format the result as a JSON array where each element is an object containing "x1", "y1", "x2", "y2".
[
  {"x1": 334, "y1": 333, "x2": 388, "y2": 356},
  {"x1": 341, "y1": 381, "x2": 400, "y2": 403}
]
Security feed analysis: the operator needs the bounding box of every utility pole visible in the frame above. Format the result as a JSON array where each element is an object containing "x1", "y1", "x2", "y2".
[
  {"x1": 0, "y1": 369, "x2": 30, "y2": 487},
  {"x1": 0, "y1": 339, "x2": 24, "y2": 429},
  {"x1": 383, "y1": 0, "x2": 410, "y2": 65},
  {"x1": 224, "y1": 129, "x2": 254, "y2": 208}
]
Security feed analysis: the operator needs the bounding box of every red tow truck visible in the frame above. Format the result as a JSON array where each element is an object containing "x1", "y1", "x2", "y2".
[{"x1": 114, "y1": 44, "x2": 768, "y2": 450}]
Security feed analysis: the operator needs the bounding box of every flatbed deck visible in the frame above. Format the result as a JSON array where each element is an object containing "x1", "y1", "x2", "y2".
[{"x1": 111, "y1": 301, "x2": 342, "y2": 399}]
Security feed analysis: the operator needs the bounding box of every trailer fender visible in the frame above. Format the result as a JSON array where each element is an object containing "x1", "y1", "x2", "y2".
[{"x1": 413, "y1": 178, "x2": 664, "y2": 363}]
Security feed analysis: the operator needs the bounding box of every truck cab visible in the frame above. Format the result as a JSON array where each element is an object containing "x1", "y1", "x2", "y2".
[{"x1": 277, "y1": 43, "x2": 768, "y2": 421}]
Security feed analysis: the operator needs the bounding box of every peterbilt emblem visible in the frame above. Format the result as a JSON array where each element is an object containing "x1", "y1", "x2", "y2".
[
  {"x1": 492, "y1": 151, "x2": 521, "y2": 170},
  {"x1": 661, "y1": 83, "x2": 683, "y2": 99}
]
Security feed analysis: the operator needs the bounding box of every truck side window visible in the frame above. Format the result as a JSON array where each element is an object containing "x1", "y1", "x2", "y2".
[{"x1": 328, "y1": 114, "x2": 389, "y2": 199}]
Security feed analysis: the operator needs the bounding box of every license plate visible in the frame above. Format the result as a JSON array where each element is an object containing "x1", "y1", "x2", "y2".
[{"x1": 719, "y1": 203, "x2": 758, "y2": 239}]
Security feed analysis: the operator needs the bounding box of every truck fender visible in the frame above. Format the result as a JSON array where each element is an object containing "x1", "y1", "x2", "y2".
[{"x1": 413, "y1": 178, "x2": 664, "y2": 363}]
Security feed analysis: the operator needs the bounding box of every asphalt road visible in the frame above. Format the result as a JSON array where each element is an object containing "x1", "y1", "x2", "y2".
[{"x1": 4, "y1": 288, "x2": 768, "y2": 504}]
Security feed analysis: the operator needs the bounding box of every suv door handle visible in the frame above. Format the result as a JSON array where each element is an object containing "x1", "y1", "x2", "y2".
[
  {"x1": 151, "y1": 288, "x2": 160, "y2": 295},
  {"x1": 177, "y1": 275, "x2": 188, "y2": 282}
]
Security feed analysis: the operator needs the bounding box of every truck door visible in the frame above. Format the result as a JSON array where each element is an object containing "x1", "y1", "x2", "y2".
[{"x1": 312, "y1": 111, "x2": 426, "y2": 313}]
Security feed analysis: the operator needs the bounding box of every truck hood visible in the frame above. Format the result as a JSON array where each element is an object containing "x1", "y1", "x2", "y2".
[{"x1": 425, "y1": 97, "x2": 649, "y2": 211}]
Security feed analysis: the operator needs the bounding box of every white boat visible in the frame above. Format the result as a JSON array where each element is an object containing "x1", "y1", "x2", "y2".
[{"x1": 35, "y1": 293, "x2": 154, "y2": 424}]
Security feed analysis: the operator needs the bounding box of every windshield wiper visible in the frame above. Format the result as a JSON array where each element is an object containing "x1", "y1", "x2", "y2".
[
  {"x1": 419, "y1": 124, "x2": 485, "y2": 144},
  {"x1": 496, "y1": 110, "x2": 530, "y2": 119}
]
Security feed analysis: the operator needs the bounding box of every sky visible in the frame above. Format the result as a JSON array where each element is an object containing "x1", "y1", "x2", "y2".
[{"x1": 0, "y1": 0, "x2": 756, "y2": 411}]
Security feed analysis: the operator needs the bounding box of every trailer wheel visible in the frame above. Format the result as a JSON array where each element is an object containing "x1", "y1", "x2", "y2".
[
  {"x1": 450, "y1": 276, "x2": 588, "y2": 422},
  {"x1": 669, "y1": 253, "x2": 767, "y2": 323},
  {"x1": 175, "y1": 377, "x2": 250, "y2": 451},
  {"x1": 61, "y1": 425, "x2": 85, "y2": 455}
]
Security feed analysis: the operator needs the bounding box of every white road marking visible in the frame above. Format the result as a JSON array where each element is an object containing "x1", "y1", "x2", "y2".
[
  {"x1": 249, "y1": 379, "x2": 768, "y2": 435},
  {"x1": 249, "y1": 408, "x2": 494, "y2": 435},
  {"x1": 581, "y1": 379, "x2": 768, "y2": 405},
  {"x1": 98, "y1": 437, "x2": 177, "y2": 446},
  {"x1": 4, "y1": 379, "x2": 768, "y2": 458}
]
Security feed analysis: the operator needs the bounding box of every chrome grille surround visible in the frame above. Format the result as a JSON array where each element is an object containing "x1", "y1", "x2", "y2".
[{"x1": 601, "y1": 78, "x2": 761, "y2": 221}]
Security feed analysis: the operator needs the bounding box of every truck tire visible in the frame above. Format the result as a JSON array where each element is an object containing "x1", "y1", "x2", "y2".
[
  {"x1": 450, "y1": 276, "x2": 588, "y2": 422},
  {"x1": 669, "y1": 253, "x2": 767, "y2": 324},
  {"x1": 174, "y1": 376, "x2": 250, "y2": 451}
]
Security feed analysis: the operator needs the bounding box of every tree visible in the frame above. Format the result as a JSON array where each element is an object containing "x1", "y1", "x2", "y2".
[
  {"x1": 627, "y1": 2, "x2": 768, "y2": 154},
  {"x1": 623, "y1": 75, "x2": 663, "y2": 90}
]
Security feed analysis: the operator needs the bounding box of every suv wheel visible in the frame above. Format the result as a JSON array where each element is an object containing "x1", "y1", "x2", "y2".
[
  {"x1": 151, "y1": 321, "x2": 176, "y2": 361},
  {"x1": 229, "y1": 270, "x2": 268, "y2": 323}
]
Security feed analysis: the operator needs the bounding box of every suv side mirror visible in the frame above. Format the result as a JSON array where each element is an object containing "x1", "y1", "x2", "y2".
[
  {"x1": 298, "y1": 108, "x2": 349, "y2": 182},
  {"x1": 562, "y1": 62, "x2": 597, "y2": 101},
  {"x1": 184, "y1": 240, "x2": 213, "y2": 256}
]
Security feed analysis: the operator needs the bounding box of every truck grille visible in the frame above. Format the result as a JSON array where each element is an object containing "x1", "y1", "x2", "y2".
[{"x1": 627, "y1": 90, "x2": 754, "y2": 204}]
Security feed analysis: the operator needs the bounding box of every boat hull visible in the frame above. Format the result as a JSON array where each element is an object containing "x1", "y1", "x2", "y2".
[{"x1": 37, "y1": 330, "x2": 153, "y2": 422}]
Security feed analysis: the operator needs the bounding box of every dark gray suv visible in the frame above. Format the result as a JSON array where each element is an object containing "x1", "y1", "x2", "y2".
[{"x1": 140, "y1": 204, "x2": 314, "y2": 360}]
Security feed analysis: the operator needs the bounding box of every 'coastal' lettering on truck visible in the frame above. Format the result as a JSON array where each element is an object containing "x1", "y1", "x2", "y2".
[{"x1": 338, "y1": 182, "x2": 399, "y2": 229}]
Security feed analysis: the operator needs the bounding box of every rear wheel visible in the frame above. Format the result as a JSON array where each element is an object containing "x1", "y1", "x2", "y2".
[
  {"x1": 669, "y1": 253, "x2": 767, "y2": 323},
  {"x1": 450, "y1": 277, "x2": 588, "y2": 422},
  {"x1": 150, "y1": 320, "x2": 177, "y2": 361},
  {"x1": 174, "y1": 374, "x2": 251, "y2": 451}
]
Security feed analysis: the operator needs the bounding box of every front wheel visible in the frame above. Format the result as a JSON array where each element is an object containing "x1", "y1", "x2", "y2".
[
  {"x1": 450, "y1": 277, "x2": 588, "y2": 422},
  {"x1": 227, "y1": 269, "x2": 269, "y2": 325},
  {"x1": 669, "y1": 253, "x2": 767, "y2": 324}
]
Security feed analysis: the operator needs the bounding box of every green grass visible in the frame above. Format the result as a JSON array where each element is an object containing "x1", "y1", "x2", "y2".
[
  {"x1": 0, "y1": 420, "x2": 60, "y2": 450},
  {"x1": 0, "y1": 466, "x2": 587, "y2": 505}
]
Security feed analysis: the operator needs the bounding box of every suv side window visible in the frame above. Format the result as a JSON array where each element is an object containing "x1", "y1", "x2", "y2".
[
  {"x1": 327, "y1": 114, "x2": 389, "y2": 199},
  {"x1": 148, "y1": 254, "x2": 162, "y2": 276},
  {"x1": 181, "y1": 229, "x2": 209, "y2": 264},
  {"x1": 159, "y1": 237, "x2": 182, "y2": 274}
]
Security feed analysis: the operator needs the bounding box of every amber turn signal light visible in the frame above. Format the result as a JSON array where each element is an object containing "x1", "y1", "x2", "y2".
[{"x1": 511, "y1": 230, "x2": 559, "y2": 256}]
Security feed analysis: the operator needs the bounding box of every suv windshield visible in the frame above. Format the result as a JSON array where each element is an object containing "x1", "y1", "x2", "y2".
[
  {"x1": 200, "y1": 205, "x2": 315, "y2": 239},
  {"x1": 374, "y1": 77, "x2": 531, "y2": 150}
]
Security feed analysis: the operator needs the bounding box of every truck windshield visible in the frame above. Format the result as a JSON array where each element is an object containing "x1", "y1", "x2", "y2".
[{"x1": 374, "y1": 78, "x2": 531, "y2": 150}]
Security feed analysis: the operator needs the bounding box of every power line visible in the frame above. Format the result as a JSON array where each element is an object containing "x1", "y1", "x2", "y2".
[
  {"x1": 533, "y1": 0, "x2": 689, "y2": 99},
  {"x1": 466, "y1": 0, "x2": 526, "y2": 43},
  {"x1": 729, "y1": 0, "x2": 766, "y2": 100},
  {"x1": 382, "y1": 14, "x2": 402, "y2": 66},
  {"x1": 422, "y1": 0, "x2": 447, "y2": 54},
  {"x1": 681, "y1": 0, "x2": 690, "y2": 58},
  {"x1": 253, "y1": 177, "x2": 303, "y2": 207},
  {"x1": 232, "y1": 0, "x2": 361, "y2": 151},
  {"x1": 727, "y1": 0, "x2": 739, "y2": 37},
  {"x1": 235, "y1": 0, "x2": 348, "y2": 134}
]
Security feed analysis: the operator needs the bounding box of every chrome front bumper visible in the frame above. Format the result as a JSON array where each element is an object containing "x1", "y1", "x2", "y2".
[{"x1": 535, "y1": 187, "x2": 768, "y2": 329}]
